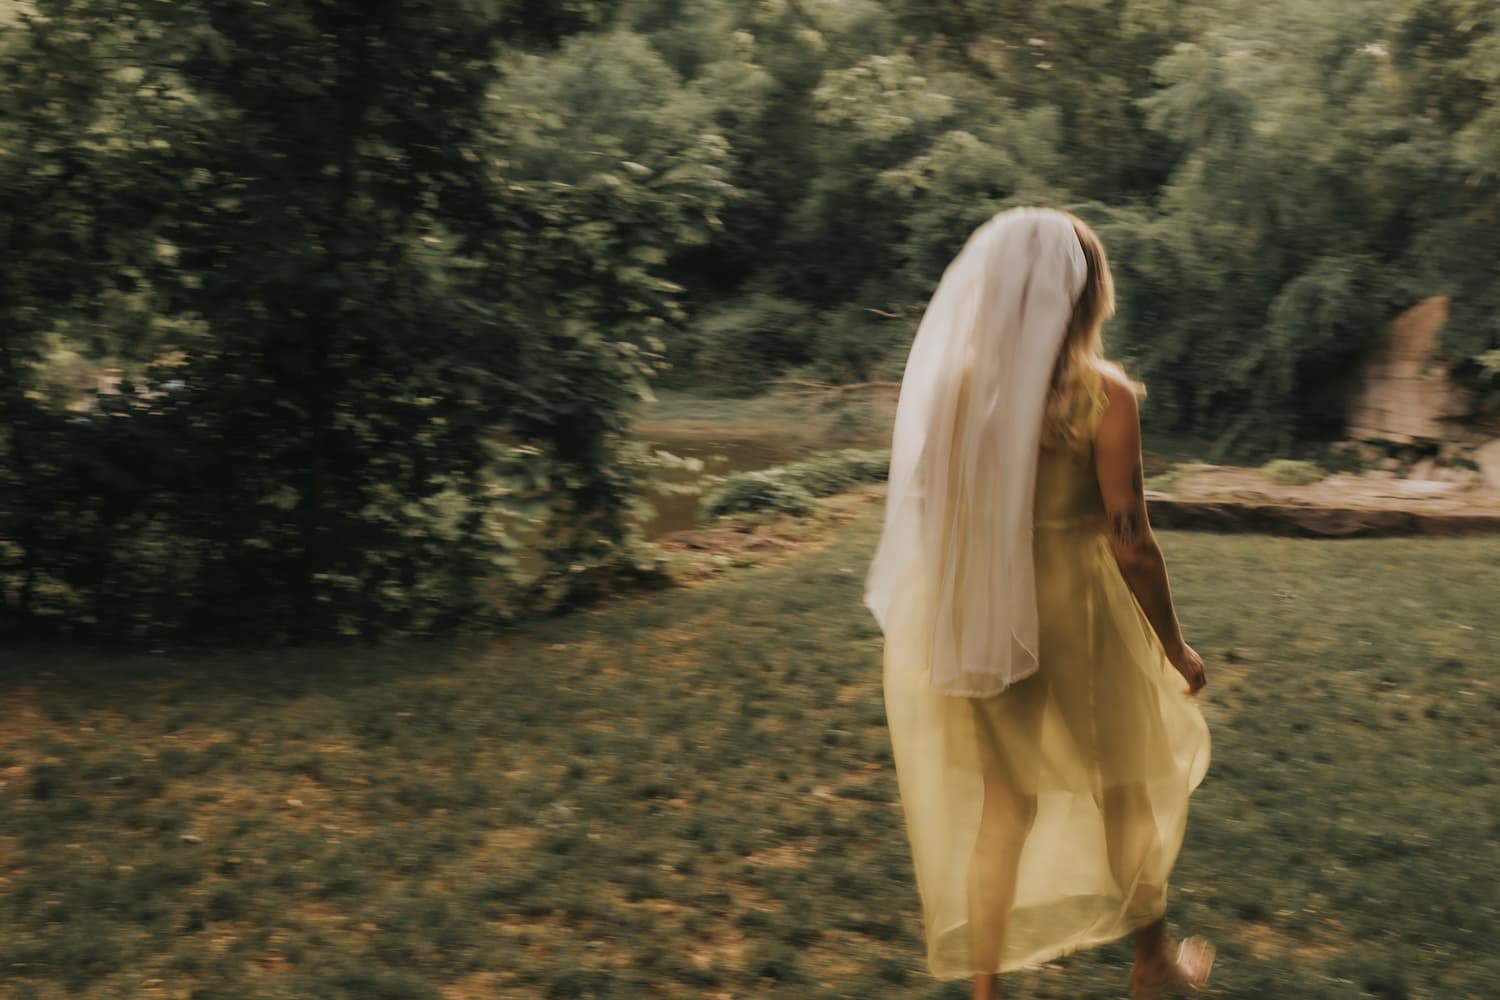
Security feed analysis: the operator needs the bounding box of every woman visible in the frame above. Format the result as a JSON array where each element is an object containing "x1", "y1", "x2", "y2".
[{"x1": 865, "y1": 208, "x2": 1214, "y2": 1000}]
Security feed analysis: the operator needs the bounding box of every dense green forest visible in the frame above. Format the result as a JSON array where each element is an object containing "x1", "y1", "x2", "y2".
[{"x1": 1, "y1": 0, "x2": 1496, "y2": 640}]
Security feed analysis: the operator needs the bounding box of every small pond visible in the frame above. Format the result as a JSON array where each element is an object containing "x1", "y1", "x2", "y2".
[{"x1": 636, "y1": 433, "x2": 830, "y2": 538}]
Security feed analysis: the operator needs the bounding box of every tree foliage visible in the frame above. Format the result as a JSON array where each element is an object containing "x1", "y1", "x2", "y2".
[
  {"x1": 1, "y1": 0, "x2": 1496, "y2": 638},
  {"x1": 0, "y1": 0, "x2": 673, "y2": 639},
  {"x1": 651, "y1": 0, "x2": 1494, "y2": 451}
]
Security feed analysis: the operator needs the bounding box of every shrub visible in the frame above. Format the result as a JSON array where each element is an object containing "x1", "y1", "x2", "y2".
[
  {"x1": 702, "y1": 473, "x2": 816, "y2": 520},
  {"x1": 667, "y1": 294, "x2": 815, "y2": 395},
  {"x1": 1262, "y1": 459, "x2": 1326, "y2": 486},
  {"x1": 700, "y1": 449, "x2": 889, "y2": 521},
  {"x1": 774, "y1": 449, "x2": 890, "y2": 496}
]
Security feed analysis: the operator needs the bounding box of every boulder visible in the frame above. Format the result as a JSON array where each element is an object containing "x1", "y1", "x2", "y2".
[
  {"x1": 1476, "y1": 438, "x2": 1500, "y2": 491},
  {"x1": 1347, "y1": 296, "x2": 1474, "y2": 444},
  {"x1": 1436, "y1": 467, "x2": 1480, "y2": 488},
  {"x1": 1332, "y1": 440, "x2": 1383, "y2": 464}
]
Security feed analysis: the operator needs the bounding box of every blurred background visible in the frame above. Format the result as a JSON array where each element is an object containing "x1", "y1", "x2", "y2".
[{"x1": 2, "y1": 1, "x2": 1498, "y2": 998}]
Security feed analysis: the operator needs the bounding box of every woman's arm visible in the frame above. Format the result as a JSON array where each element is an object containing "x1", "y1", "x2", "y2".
[{"x1": 1093, "y1": 374, "x2": 1206, "y2": 693}]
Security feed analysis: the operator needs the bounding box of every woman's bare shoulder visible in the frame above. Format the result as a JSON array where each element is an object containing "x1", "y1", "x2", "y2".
[
  {"x1": 1095, "y1": 359, "x2": 1143, "y2": 393},
  {"x1": 1090, "y1": 360, "x2": 1144, "y2": 422}
]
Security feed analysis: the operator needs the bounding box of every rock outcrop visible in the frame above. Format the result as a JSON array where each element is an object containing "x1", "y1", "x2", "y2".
[{"x1": 1347, "y1": 296, "x2": 1474, "y2": 445}]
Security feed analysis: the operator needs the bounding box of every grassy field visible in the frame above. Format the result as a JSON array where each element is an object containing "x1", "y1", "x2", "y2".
[
  {"x1": 634, "y1": 390, "x2": 893, "y2": 451},
  {"x1": 2, "y1": 497, "x2": 1499, "y2": 999}
]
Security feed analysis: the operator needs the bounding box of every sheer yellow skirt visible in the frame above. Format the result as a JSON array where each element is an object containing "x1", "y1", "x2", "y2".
[{"x1": 883, "y1": 525, "x2": 1211, "y2": 979}]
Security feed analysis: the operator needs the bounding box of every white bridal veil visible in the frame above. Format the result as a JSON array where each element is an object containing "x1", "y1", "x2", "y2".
[{"x1": 865, "y1": 208, "x2": 1088, "y2": 697}]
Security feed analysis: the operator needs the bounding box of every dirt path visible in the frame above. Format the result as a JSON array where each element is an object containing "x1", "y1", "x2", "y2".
[
  {"x1": 1145, "y1": 466, "x2": 1500, "y2": 537},
  {"x1": 655, "y1": 469, "x2": 1500, "y2": 575},
  {"x1": 653, "y1": 487, "x2": 883, "y2": 584}
]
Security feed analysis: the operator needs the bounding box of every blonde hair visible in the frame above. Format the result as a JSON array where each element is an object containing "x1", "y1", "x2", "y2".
[{"x1": 1043, "y1": 213, "x2": 1138, "y2": 449}]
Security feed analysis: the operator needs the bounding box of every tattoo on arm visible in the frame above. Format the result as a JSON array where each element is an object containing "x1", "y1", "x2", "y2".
[
  {"x1": 1112, "y1": 508, "x2": 1143, "y2": 550},
  {"x1": 1111, "y1": 464, "x2": 1148, "y2": 550}
]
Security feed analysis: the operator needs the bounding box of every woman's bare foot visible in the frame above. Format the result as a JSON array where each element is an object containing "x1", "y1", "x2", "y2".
[{"x1": 1130, "y1": 935, "x2": 1215, "y2": 998}]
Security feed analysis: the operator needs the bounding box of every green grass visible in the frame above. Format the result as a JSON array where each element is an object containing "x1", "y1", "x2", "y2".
[
  {"x1": 635, "y1": 390, "x2": 893, "y2": 451},
  {"x1": 2, "y1": 514, "x2": 1499, "y2": 998},
  {"x1": 1261, "y1": 459, "x2": 1328, "y2": 486},
  {"x1": 635, "y1": 389, "x2": 832, "y2": 428}
]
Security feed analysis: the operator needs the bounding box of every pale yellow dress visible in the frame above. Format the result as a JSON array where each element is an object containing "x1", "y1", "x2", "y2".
[{"x1": 883, "y1": 366, "x2": 1211, "y2": 979}]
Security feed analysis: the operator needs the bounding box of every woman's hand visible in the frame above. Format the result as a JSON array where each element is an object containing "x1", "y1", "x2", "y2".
[{"x1": 1165, "y1": 641, "x2": 1206, "y2": 694}]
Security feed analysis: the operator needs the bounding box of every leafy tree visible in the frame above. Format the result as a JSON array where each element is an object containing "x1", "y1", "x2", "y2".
[
  {"x1": 0, "y1": 2, "x2": 172, "y2": 630},
  {"x1": 5, "y1": 0, "x2": 1499, "y2": 639},
  {"x1": 0, "y1": 0, "x2": 674, "y2": 639},
  {"x1": 1387, "y1": 0, "x2": 1500, "y2": 365}
]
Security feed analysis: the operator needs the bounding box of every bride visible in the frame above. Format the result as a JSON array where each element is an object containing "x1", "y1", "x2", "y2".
[{"x1": 866, "y1": 207, "x2": 1215, "y2": 999}]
